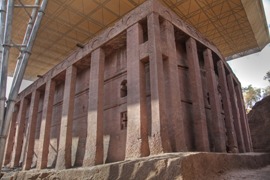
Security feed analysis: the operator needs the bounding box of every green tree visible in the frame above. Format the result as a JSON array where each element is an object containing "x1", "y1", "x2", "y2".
[
  {"x1": 242, "y1": 71, "x2": 270, "y2": 112},
  {"x1": 262, "y1": 86, "x2": 270, "y2": 98},
  {"x1": 263, "y1": 70, "x2": 270, "y2": 98},
  {"x1": 242, "y1": 85, "x2": 261, "y2": 110},
  {"x1": 263, "y1": 70, "x2": 270, "y2": 83}
]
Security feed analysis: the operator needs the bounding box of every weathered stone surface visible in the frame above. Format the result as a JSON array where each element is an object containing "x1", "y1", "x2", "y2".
[
  {"x1": 10, "y1": 98, "x2": 28, "y2": 167},
  {"x1": 125, "y1": 22, "x2": 148, "y2": 158},
  {"x1": 23, "y1": 91, "x2": 41, "y2": 170},
  {"x1": 204, "y1": 49, "x2": 226, "y2": 152},
  {"x1": 56, "y1": 66, "x2": 77, "y2": 169},
  {"x1": 83, "y1": 48, "x2": 105, "y2": 167},
  {"x1": 248, "y1": 96, "x2": 270, "y2": 152},
  {"x1": 147, "y1": 12, "x2": 171, "y2": 155},
  {"x1": 3, "y1": 0, "x2": 251, "y2": 172},
  {"x1": 217, "y1": 61, "x2": 238, "y2": 153},
  {"x1": 2, "y1": 153, "x2": 270, "y2": 180},
  {"x1": 186, "y1": 38, "x2": 209, "y2": 152},
  {"x1": 220, "y1": 165, "x2": 270, "y2": 179}
]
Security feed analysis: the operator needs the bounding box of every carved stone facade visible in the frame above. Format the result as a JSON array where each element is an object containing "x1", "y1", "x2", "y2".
[{"x1": 3, "y1": 0, "x2": 252, "y2": 170}]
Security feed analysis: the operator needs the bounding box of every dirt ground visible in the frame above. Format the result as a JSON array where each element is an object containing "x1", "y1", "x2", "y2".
[{"x1": 220, "y1": 165, "x2": 270, "y2": 180}]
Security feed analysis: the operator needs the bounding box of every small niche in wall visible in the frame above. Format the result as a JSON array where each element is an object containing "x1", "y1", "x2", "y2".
[
  {"x1": 120, "y1": 111, "x2": 128, "y2": 130},
  {"x1": 207, "y1": 92, "x2": 210, "y2": 106},
  {"x1": 120, "y1": 80, "x2": 127, "y2": 98},
  {"x1": 139, "y1": 18, "x2": 148, "y2": 43}
]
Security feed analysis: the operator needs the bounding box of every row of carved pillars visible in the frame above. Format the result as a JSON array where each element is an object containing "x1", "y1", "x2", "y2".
[
  {"x1": 124, "y1": 13, "x2": 253, "y2": 156},
  {"x1": 3, "y1": 47, "x2": 105, "y2": 170},
  {"x1": 3, "y1": 13, "x2": 252, "y2": 170}
]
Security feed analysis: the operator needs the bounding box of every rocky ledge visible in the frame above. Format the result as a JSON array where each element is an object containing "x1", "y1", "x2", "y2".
[{"x1": 1, "y1": 152, "x2": 270, "y2": 180}]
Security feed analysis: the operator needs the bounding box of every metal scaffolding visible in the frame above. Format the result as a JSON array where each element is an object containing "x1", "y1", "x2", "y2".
[
  {"x1": 0, "y1": 0, "x2": 268, "y2": 173},
  {"x1": 0, "y1": 0, "x2": 14, "y2": 170},
  {"x1": 0, "y1": 2, "x2": 7, "y2": 158},
  {"x1": 0, "y1": 0, "x2": 48, "y2": 171}
]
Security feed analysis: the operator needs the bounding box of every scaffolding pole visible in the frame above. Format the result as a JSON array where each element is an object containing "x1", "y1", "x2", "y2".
[
  {"x1": 10, "y1": 0, "x2": 40, "y2": 93},
  {"x1": 0, "y1": 0, "x2": 48, "y2": 170},
  {"x1": 0, "y1": 0, "x2": 14, "y2": 169},
  {"x1": 0, "y1": 0, "x2": 6, "y2": 146},
  {"x1": 10, "y1": 0, "x2": 40, "y2": 166}
]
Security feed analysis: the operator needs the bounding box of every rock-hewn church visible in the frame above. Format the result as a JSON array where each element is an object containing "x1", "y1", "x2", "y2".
[{"x1": 3, "y1": 0, "x2": 252, "y2": 171}]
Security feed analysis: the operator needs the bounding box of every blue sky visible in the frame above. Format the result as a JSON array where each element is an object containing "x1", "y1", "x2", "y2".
[{"x1": 228, "y1": 0, "x2": 270, "y2": 88}]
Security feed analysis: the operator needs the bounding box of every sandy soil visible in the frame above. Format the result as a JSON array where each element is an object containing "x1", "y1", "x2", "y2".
[{"x1": 220, "y1": 165, "x2": 270, "y2": 180}]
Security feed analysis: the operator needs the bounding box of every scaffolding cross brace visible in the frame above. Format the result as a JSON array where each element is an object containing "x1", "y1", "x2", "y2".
[{"x1": 0, "y1": 0, "x2": 48, "y2": 171}]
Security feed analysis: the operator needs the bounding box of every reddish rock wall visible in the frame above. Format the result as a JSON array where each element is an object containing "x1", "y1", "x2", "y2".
[
  {"x1": 2, "y1": 0, "x2": 252, "y2": 171},
  {"x1": 248, "y1": 96, "x2": 270, "y2": 152}
]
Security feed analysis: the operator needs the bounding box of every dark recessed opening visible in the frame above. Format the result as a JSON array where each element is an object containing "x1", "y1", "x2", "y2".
[{"x1": 120, "y1": 80, "x2": 127, "y2": 98}]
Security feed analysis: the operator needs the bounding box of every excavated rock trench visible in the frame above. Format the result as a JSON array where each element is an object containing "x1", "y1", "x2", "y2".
[
  {"x1": 248, "y1": 96, "x2": 270, "y2": 152},
  {"x1": 1, "y1": 152, "x2": 270, "y2": 180}
]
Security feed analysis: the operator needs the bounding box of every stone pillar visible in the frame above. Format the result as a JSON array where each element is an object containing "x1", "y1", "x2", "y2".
[
  {"x1": 23, "y1": 90, "x2": 40, "y2": 170},
  {"x1": 204, "y1": 49, "x2": 226, "y2": 152},
  {"x1": 10, "y1": 98, "x2": 28, "y2": 167},
  {"x1": 37, "y1": 80, "x2": 56, "y2": 169},
  {"x1": 125, "y1": 23, "x2": 149, "y2": 159},
  {"x1": 246, "y1": 124, "x2": 253, "y2": 151},
  {"x1": 147, "y1": 13, "x2": 171, "y2": 154},
  {"x1": 246, "y1": 119, "x2": 253, "y2": 151},
  {"x1": 83, "y1": 48, "x2": 104, "y2": 166},
  {"x1": 3, "y1": 106, "x2": 18, "y2": 165},
  {"x1": 241, "y1": 85, "x2": 253, "y2": 151},
  {"x1": 56, "y1": 66, "x2": 77, "y2": 169},
  {"x1": 20, "y1": 118, "x2": 30, "y2": 167},
  {"x1": 235, "y1": 84, "x2": 252, "y2": 152},
  {"x1": 162, "y1": 20, "x2": 187, "y2": 152},
  {"x1": 217, "y1": 60, "x2": 238, "y2": 153},
  {"x1": 237, "y1": 84, "x2": 253, "y2": 151},
  {"x1": 186, "y1": 38, "x2": 210, "y2": 151},
  {"x1": 227, "y1": 74, "x2": 245, "y2": 152}
]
